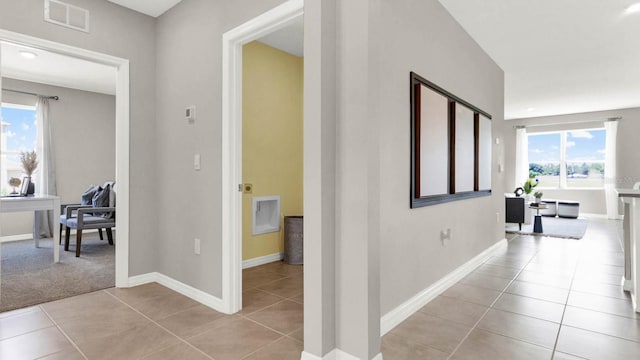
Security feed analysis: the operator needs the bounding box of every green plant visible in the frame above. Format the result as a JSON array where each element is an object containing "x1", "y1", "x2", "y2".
[
  {"x1": 20, "y1": 151, "x2": 38, "y2": 176},
  {"x1": 523, "y1": 177, "x2": 539, "y2": 195},
  {"x1": 534, "y1": 191, "x2": 543, "y2": 198}
]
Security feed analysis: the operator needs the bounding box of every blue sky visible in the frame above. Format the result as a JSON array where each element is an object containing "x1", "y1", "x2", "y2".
[
  {"x1": 528, "y1": 129, "x2": 605, "y2": 164},
  {"x1": 1, "y1": 106, "x2": 37, "y2": 153}
]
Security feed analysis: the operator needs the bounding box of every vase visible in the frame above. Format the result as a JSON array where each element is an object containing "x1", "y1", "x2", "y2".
[{"x1": 26, "y1": 177, "x2": 35, "y2": 195}]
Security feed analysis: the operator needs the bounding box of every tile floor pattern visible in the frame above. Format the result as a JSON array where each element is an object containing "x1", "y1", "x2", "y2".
[
  {"x1": 0, "y1": 261, "x2": 303, "y2": 360},
  {"x1": 1, "y1": 218, "x2": 638, "y2": 360},
  {"x1": 383, "y1": 218, "x2": 640, "y2": 360}
]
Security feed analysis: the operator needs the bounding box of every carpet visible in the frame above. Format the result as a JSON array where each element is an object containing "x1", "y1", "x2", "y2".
[
  {"x1": 1, "y1": 233, "x2": 114, "y2": 313},
  {"x1": 506, "y1": 217, "x2": 589, "y2": 239}
]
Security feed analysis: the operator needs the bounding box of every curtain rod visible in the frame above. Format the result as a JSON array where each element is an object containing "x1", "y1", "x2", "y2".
[
  {"x1": 513, "y1": 117, "x2": 621, "y2": 129},
  {"x1": 1, "y1": 88, "x2": 59, "y2": 101}
]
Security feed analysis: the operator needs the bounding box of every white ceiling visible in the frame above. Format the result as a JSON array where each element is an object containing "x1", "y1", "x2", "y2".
[
  {"x1": 1, "y1": 41, "x2": 117, "y2": 95},
  {"x1": 107, "y1": 0, "x2": 183, "y2": 17},
  {"x1": 257, "y1": 17, "x2": 304, "y2": 57},
  {"x1": 438, "y1": 0, "x2": 640, "y2": 119}
]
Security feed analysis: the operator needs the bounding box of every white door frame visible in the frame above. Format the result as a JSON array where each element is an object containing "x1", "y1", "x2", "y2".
[
  {"x1": 0, "y1": 29, "x2": 131, "y2": 287},
  {"x1": 221, "y1": 0, "x2": 303, "y2": 313}
]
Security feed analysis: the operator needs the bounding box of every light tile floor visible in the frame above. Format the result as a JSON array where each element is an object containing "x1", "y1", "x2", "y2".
[
  {"x1": 2, "y1": 218, "x2": 637, "y2": 359},
  {"x1": 383, "y1": 218, "x2": 640, "y2": 360},
  {"x1": 0, "y1": 261, "x2": 303, "y2": 360}
]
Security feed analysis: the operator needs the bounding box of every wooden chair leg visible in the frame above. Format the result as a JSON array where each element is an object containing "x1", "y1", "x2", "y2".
[
  {"x1": 65, "y1": 227, "x2": 71, "y2": 251},
  {"x1": 98, "y1": 228, "x2": 104, "y2": 240},
  {"x1": 76, "y1": 230, "x2": 83, "y2": 257},
  {"x1": 106, "y1": 228, "x2": 114, "y2": 245}
]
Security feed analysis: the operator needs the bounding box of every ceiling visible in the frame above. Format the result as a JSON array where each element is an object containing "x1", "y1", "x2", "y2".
[
  {"x1": 257, "y1": 17, "x2": 304, "y2": 57},
  {"x1": 1, "y1": 41, "x2": 117, "y2": 95},
  {"x1": 107, "y1": 0, "x2": 183, "y2": 17},
  {"x1": 438, "y1": 0, "x2": 640, "y2": 119}
]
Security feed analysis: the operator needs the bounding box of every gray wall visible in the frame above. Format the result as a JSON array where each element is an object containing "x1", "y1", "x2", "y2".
[
  {"x1": 1, "y1": 78, "x2": 115, "y2": 237},
  {"x1": 154, "y1": 0, "x2": 287, "y2": 300},
  {"x1": 0, "y1": 0, "x2": 158, "y2": 276},
  {"x1": 374, "y1": 0, "x2": 505, "y2": 316},
  {"x1": 503, "y1": 107, "x2": 640, "y2": 215}
]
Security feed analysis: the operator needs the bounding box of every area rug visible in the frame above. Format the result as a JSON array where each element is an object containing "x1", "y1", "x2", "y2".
[
  {"x1": 506, "y1": 217, "x2": 589, "y2": 239},
  {"x1": 1, "y1": 233, "x2": 114, "y2": 313}
]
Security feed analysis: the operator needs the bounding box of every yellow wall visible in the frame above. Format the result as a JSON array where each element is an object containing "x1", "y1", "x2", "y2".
[{"x1": 242, "y1": 41, "x2": 303, "y2": 261}]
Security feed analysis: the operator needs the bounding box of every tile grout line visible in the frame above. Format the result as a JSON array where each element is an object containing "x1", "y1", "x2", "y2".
[
  {"x1": 38, "y1": 304, "x2": 89, "y2": 360},
  {"x1": 102, "y1": 290, "x2": 216, "y2": 360},
  {"x1": 446, "y1": 234, "x2": 542, "y2": 360}
]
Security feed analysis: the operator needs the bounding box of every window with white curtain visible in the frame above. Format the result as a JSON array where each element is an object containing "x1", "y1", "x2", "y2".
[
  {"x1": 0, "y1": 103, "x2": 37, "y2": 195},
  {"x1": 528, "y1": 128, "x2": 606, "y2": 189}
]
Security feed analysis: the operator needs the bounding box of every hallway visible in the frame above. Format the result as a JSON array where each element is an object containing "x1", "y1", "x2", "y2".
[{"x1": 382, "y1": 218, "x2": 638, "y2": 359}]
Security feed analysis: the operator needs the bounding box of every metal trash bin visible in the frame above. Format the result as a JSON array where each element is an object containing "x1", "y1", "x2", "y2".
[{"x1": 284, "y1": 216, "x2": 303, "y2": 265}]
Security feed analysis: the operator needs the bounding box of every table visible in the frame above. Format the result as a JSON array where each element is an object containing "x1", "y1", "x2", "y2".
[
  {"x1": 0, "y1": 195, "x2": 61, "y2": 263},
  {"x1": 529, "y1": 203, "x2": 548, "y2": 233}
]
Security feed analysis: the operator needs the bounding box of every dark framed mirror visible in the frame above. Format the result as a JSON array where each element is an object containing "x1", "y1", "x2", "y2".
[{"x1": 410, "y1": 72, "x2": 492, "y2": 208}]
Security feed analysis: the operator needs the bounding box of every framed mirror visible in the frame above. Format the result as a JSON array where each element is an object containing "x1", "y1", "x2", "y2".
[{"x1": 410, "y1": 72, "x2": 492, "y2": 208}]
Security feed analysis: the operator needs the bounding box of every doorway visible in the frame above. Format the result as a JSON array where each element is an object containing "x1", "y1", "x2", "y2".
[
  {"x1": 0, "y1": 29, "x2": 131, "y2": 293},
  {"x1": 221, "y1": 0, "x2": 303, "y2": 314}
]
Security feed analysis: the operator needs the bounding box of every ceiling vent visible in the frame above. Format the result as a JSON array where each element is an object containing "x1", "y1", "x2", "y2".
[{"x1": 44, "y1": 0, "x2": 90, "y2": 33}]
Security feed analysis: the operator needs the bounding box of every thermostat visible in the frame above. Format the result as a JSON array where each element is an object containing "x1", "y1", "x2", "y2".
[{"x1": 186, "y1": 106, "x2": 196, "y2": 122}]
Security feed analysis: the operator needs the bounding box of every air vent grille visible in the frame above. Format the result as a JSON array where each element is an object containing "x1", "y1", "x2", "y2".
[{"x1": 44, "y1": 0, "x2": 90, "y2": 33}]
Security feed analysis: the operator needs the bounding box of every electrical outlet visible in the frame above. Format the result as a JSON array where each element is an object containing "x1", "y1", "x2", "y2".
[{"x1": 194, "y1": 238, "x2": 201, "y2": 255}]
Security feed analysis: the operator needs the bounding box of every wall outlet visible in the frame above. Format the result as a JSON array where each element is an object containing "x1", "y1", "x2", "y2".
[
  {"x1": 194, "y1": 154, "x2": 201, "y2": 171},
  {"x1": 194, "y1": 238, "x2": 201, "y2": 255},
  {"x1": 440, "y1": 228, "x2": 451, "y2": 246}
]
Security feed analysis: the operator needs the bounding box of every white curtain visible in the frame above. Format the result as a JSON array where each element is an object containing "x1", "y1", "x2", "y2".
[
  {"x1": 514, "y1": 127, "x2": 529, "y2": 189},
  {"x1": 35, "y1": 97, "x2": 57, "y2": 238},
  {"x1": 604, "y1": 120, "x2": 618, "y2": 219}
]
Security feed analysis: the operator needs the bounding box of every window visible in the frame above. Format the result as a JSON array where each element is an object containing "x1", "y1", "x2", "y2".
[
  {"x1": 528, "y1": 128, "x2": 605, "y2": 189},
  {"x1": 1, "y1": 104, "x2": 37, "y2": 195}
]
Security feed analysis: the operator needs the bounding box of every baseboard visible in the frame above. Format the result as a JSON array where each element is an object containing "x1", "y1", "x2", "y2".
[
  {"x1": 243, "y1": 252, "x2": 284, "y2": 269},
  {"x1": 127, "y1": 272, "x2": 226, "y2": 314},
  {"x1": 380, "y1": 238, "x2": 508, "y2": 335},
  {"x1": 581, "y1": 213, "x2": 620, "y2": 220},
  {"x1": 0, "y1": 234, "x2": 33, "y2": 243},
  {"x1": 0, "y1": 229, "x2": 102, "y2": 243},
  {"x1": 300, "y1": 349, "x2": 383, "y2": 360}
]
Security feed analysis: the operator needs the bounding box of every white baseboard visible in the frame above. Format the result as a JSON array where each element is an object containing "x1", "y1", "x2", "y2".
[
  {"x1": 243, "y1": 252, "x2": 284, "y2": 269},
  {"x1": 581, "y1": 213, "x2": 621, "y2": 220},
  {"x1": 128, "y1": 272, "x2": 226, "y2": 314},
  {"x1": 301, "y1": 350, "x2": 383, "y2": 360},
  {"x1": 380, "y1": 238, "x2": 508, "y2": 335},
  {"x1": 0, "y1": 229, "x2": 103, "y2": 243},
  {"x1": 0, "y1": 234, "x2": 33, "y2": 243}
]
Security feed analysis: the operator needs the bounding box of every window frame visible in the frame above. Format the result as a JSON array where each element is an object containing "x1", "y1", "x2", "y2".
[{"x1": 527, "y1": 127, "x2": 606, "y2": 190}]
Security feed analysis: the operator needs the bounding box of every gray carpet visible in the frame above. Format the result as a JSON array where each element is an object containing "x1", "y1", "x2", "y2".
[
  {"x1": 1, "y1": 233, "x2": 114, "y2": 313},
  {"x1": 506, "y1": 217, "x2": 589, "y2": 239}
]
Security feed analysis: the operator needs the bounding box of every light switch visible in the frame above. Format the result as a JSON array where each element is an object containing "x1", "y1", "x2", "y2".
[
  {"x1": 194, "y1": 154, "x2": 201, "y2": 170},
  {"x1": 186, "y1": 106, "x2": 196, "y2": 123}
]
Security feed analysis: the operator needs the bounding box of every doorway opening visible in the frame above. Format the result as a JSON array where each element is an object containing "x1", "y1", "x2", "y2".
[
  {"x1": 221, "y1": 0, "x2": 303, "y2": 316},
  {"x1": 0, "y1": 30, "x2": 131, "y2": 308}
]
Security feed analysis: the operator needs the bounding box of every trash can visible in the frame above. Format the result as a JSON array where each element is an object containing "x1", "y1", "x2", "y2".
[{"x1": 284, "y1": 216, "x2": 303, "y2": 265}]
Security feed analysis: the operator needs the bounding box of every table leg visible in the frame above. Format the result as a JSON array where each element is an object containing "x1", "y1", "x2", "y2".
[
  {"x1": 53, "y1": 198, "x2": 60, "y2": 263},
  {"x1": 533, "y1": 215, "x2": 543, "y2": 233},
  {"x1": 33, "y1": 213, "x2": 40, "y2": 248}
]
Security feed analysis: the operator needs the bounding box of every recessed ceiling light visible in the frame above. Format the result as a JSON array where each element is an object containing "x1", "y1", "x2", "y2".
[
  {"x1": 18, "y1": 50, "x2": 38, "y2": 59},
  {"x1": 527, "y1": 107, "x2": 535, "y2": 112},
  {"x1": 625, "y1": 3, "x2": 640, "y2": 14}
]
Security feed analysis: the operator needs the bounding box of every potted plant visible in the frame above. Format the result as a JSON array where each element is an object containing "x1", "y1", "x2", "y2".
[
  {"x1": 20, "y1": 151, "x2": 38, "y2": 195},
  {"x1": 534, "y1": 191, "x2": 543, "y2": 204},
  {"x1": 523, "y1": 176, "x2": 539, "y2": 196}
]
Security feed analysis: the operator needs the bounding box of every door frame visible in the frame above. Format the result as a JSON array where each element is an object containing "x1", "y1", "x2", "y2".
[
  {"x1": 221, "y1": 0, "x2": 303, "y2": 313},
  {"x1": 0, "y1": 29, "x2": 131, "y2": 287}
]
